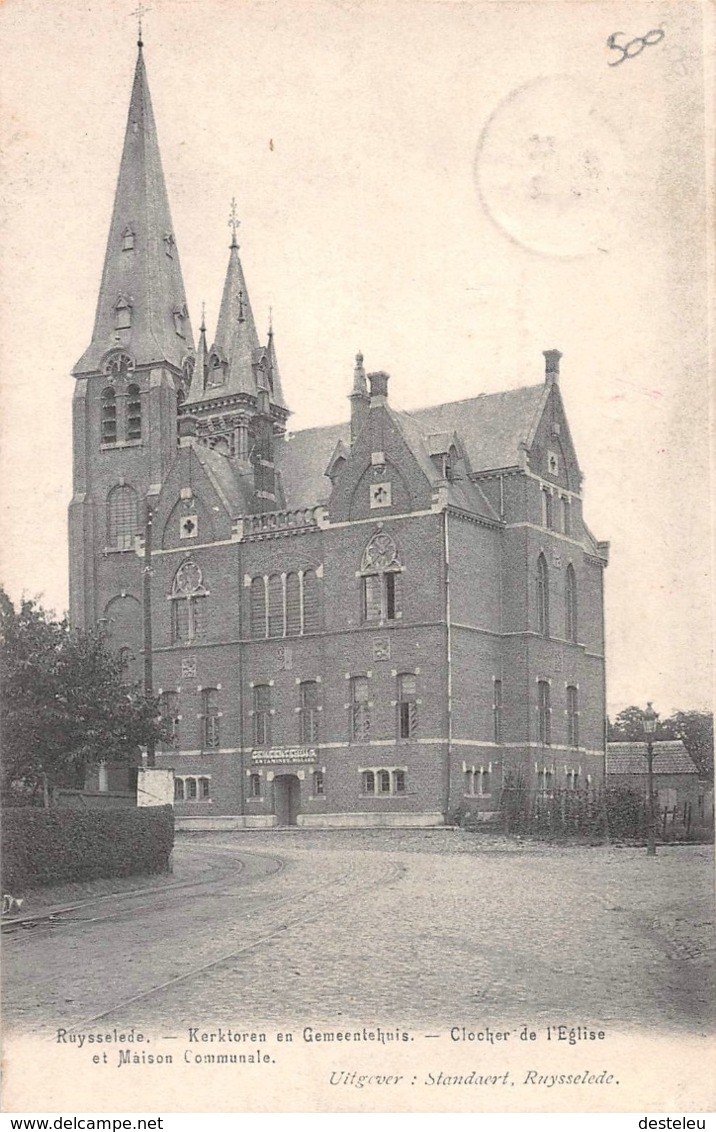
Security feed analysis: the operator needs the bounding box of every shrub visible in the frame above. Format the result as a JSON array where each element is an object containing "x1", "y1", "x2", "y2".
[{"x1": 1, "y1": 806, "x2": 174, "y2": 892}]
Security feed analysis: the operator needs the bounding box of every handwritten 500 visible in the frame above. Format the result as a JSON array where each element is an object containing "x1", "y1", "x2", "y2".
[{"x1": 606, "y1": 28, "x2": 665, "y2": 66}]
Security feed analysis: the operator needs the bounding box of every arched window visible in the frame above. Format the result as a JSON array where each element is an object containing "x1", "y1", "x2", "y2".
[
  {"x1": 115, "y1": 295, "x2": 132, "y2": 331},
  {"x1": 250, "y1": 576, "x2": 267, "y2": 639},
  {"x1": 285, "y1": 573, "x2": 301, "y2": 637},
  {"x1": 170, "y1": 560, "x2": 207, "y2": 644},
  {"x1": 101, "y1": 387, "x2": 117, "y2": 444},
  {"x1": 107, "y1": 484, "x2": 138, "y2": 549},
  {"x1": 126, "y1": 384, "x2": 142, "y2": 440},
  {"x1": 121, "y1": 226, "x2": 135, "y2": 251},
  {"x1": 377, "y1": 769, "x2": 391, "y2": 794},
  {"x1": 302, "y1": 569, "x2": 319, "y2": 633},
  {"x1": 174, "y1": 778, "x2": 185, "y2": 801},
  {"x1": 268, "y1": 574, "x2": 283, "y2": 638},
  {"x1": 536, "y1": 554, "x2": 549, "y2": 637},
  {"x1": 362, "y1": 770, "x2": 375, "y2": 795},
  {"x1": 360, "y1": 532, "x2": 401, "y2": 623},
  {"x1": 565, "y1": 564, "x2": 578, "y2": 643}
]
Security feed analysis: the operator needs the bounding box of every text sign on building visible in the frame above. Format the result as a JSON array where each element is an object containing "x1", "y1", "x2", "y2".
[{"x1": 251, "y1": 747, "x2": 317, "y2": 766}]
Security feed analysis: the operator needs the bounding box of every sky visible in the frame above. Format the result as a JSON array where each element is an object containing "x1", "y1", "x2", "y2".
[{"x1": 0, "y1": 0, "x2": 712, "y2": 718}]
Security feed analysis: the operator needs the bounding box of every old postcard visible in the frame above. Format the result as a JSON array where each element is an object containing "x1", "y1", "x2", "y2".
[{"x1": 0, "y1": 0, "x2": 713, "y2": 1117}]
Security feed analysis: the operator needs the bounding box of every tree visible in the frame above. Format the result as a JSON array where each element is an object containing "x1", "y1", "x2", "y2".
[
  {"x1": 0, "y1": 589, "x2": 164, "y2": 804},
  {"x1": 664, "y1": 711, "x2": 713, "y2": 781},
  {"x1": 607, "y1": 705, "x2": 669, "y2": 743},
  {"x1": 607, "y1": 703, "x2": 713, "y2": 781}
]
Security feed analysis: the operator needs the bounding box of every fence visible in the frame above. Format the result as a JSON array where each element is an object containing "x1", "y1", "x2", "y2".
[{"x1": 490, "y1": 773, "x2": 713, "y2": 843}]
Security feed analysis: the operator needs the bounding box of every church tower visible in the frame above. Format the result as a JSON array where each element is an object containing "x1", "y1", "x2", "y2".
[
  {"x1": 69, "y1": 35, "x2": 195, "y2": 659},
  {"x1": 182, "y1": 205, "x2": 290, "y2": 513}
]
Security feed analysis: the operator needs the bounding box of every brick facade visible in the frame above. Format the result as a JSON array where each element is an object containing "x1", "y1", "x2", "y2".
[{"x1": 68, "y1": 44, "x2": 609, "y2": 827}]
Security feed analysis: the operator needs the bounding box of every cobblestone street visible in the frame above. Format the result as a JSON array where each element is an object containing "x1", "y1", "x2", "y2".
[{"x1": 3, "y1": 830, "x2": 713, "y2": 1040}]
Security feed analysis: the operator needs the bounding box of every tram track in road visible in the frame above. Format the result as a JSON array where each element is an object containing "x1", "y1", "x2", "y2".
[
  {"x1": 1, "y1": 845, "x2": 286, "y2": 938},
  {"x1": 64, "y1": 855, "x2": 408, "y2": 1032}
]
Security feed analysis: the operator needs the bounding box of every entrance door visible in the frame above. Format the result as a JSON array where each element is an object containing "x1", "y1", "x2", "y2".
[{"x1": 274, "y1": 774, "x2": 301, "y2": 826}]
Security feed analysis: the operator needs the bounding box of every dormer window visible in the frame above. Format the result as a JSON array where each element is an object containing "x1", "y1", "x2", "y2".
[
  {"x1": 164, "y1": 232, "x2": 175, "y2": 257},
  {"x1": 173, "y1": 305, "x2": 187, "y2": 338},
  {"x1": 121, "y1": 226, "x2": 135, "y2": 251},
  {"x1": 115, "y1": 295, "x2": 132, "y2": 331}
]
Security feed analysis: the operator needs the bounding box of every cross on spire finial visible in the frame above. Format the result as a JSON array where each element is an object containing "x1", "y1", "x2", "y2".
[
  {"x1": 228, "y1": 197, "x2": 240, "y2": 247},
  {"x1": 131, "y1": 4, "x2": 151, "y2": 47}
]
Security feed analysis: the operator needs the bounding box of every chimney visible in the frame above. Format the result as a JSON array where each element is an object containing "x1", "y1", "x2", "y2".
[
  {"x1": 368, "y1": 370, "x2": 390, "y2": 405},
  {"x1": 349, "y1": 352, "x2": 369, "y2": 444},
  {"x1": 543, "y1": 349, "x2": 562, "y2": 385}
]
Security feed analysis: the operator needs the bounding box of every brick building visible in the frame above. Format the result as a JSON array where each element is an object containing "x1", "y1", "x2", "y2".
[{"x1": 69, "y1": 41, "x2": 609, "y2": 828}]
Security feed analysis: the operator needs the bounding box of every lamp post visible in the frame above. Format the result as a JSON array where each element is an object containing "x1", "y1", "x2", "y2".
[{"x1": 642, "y1": 702, "x2": 658, "y2": 857}]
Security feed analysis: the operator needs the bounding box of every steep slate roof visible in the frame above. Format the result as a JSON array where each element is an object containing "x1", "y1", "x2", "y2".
[
  {"x1": 606, "y1": 741, "x2": 698, "y2": 776},
  {"x1": 274, "y1": 384, "x2": 546, "y2": 509},
  {"x1": 190, "y1": 443, "x2": 252, "y2": 517},
  {"x1": 276, "y1": 422, "x2": 350, "y2": 508},
  {"x1": 401, "y1": 385, "x2": 547, "y2": 473},
  {"x1": 74, "y1": 45, "x2": 194, "y2": 373}
]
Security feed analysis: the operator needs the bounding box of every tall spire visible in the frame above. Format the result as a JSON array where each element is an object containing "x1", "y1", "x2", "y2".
[
  {"x1": 210, "y1": 202, "x2": 261, "y2": 395},
  {"x1": 74, "y1": 42, "x2": 194, "y2": 373}
]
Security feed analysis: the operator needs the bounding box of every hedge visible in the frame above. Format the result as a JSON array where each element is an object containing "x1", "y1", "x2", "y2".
[{"x1": 1, "y1": 806, "x2": 175, "y2": 892}]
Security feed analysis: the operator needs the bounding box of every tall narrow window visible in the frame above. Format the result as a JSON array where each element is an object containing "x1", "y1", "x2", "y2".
[
  {"x1": 313, "y1": 769, "x2": 325, "y2": 796},
  {"x1": 268, "y1": 574, "x2": 283, "y2": 638},
  {"x1": 302, "y1": 569, "x2": 319, "y2": 633},
  {"x1": 393, "y1": 769, "x2": 406, "y2": 794},
  {"x1": 170, "y1": 560, "x2": 207, "y2": 644},
  {"x1": 285, "y1": 572, "x2": 301, "y2": 637},
  {"x1": 202, "y1": 688, "x2": 220, "y2": 749},
  {"x1": 561, "y1": 496, "x2": 571, "y2": 536},
  {"x1": 126, "y1": 384, "x2": 142, "y2": 440},
  {"x1": 250, "y1": 576, "x2": 267, "y2": 639},
  {"x1": 249, "y1": 773, "x2": 262, "y2": 798},
  {"x1": 542, "y1": 489, "x2": 553, "y2": 529},
  {"x1": 159, "y1": 690, "x2": 179, "y2": 748},
  {"x1": 537, "y1": 680, "x2": 551, "y2": 745},
  {"x1": 362, "y1": 574, "x2": 382, "y2": 622},
  {"x1": 253, "y1": 684, "x2": 271, "y2": 746},
  {"x1": 107, "y1": 484, "x2": 138, "y2": 549},
  {"x1": 299, "y1": 680, "x2": 319, "y2": 744},
  {"x1": 565, "y1": 564, "x2": 578, "y2": 643},
  {"x1": 397, "y1": 673, "x2": 418, "y2": 739},
  {"x1": 174, "y1": 778, "x2": 185, "y2": 801},
  {"x1": 493, "y1": 679, "x2": 503, "y2": 744},
  {"x1": 176, "y1": 388, "x2": 186, "y2": 444},
  {"x1": 567, "y1": 685, "x2": 579, "y2": 748},
  {"x1": 536, "y1": 554, "x2": 550, "y2": 637},
  {"x1": 101, "y1": 387, "x2": 117, "y2": 444},
  {"x1": 350, "y1": 676, "x2": 370, "y2": 741},
  {"x1": 360, "y1": 531, "x2": 402, "y2": 623},
  {"x1": 186, "y1": 777, "x2": 198, "y2": 800}
]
